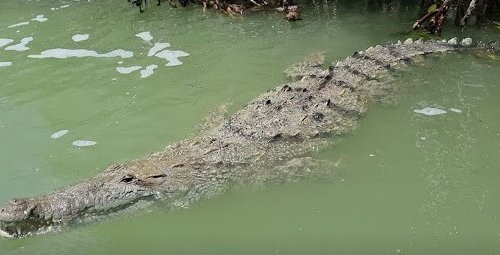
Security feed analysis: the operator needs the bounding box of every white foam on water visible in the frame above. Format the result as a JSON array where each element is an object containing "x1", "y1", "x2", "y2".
[
  {"x1": 72, "y1": 140, "x2": 97, "y2": 147},
  {"x1": 155, "y1": 49, "x2": 190, "y2": 66},
  {"x1": 51, "y1": 129, "x2": 69, "y2": 139},
  {"x1": 135, "y1": 31, "x2": 153, "y2": 42},
  {"x1": 8, "y1": 22, "x2": 30, "y2": 28},
  {"x1": 140, "y1": 64, "x2": 158, "y2": 78},
  {"x1": 4, "y1": 37, "x2": 33, "y2": 52},
  {"x1": 0, "y1": 62, "x2": 13, "y2": 67},
  {"x1": 449, "y1": 108, "x2": 462, "y2": 113},
  {"x1": 147, "y1": 43, "x2": 170, "y2": 56},
  {"x1": 116, "y1": 66, "x2": 142, "y2": 74},
  {"x1": 52, "y1": 5, "x2": 70, "y2": 11},
  {"x1": 28, "y1": 48, "x2": 133, "y2": 59},
  {"x1": 31, "y1": 15, "x2": 48, "y2": 22},
  {"x1": 0, "y1": 39, "x2": 14, "y2": 48},
  {"x1": 413, "y1": 107, "x2": 447, "y2": 116},
  {"x1": 72, "y1": 34, "x2": 89, "y2": 42}
]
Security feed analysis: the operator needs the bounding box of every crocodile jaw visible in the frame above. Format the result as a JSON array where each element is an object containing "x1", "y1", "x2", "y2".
[{"x1": 0, "y1": 172, "x2": 167, "y2": 238}]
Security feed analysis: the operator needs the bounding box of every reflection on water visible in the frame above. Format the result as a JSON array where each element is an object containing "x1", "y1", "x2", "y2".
[{"x1": 0, "y1": 0, "x2": 499, "y2": 254}]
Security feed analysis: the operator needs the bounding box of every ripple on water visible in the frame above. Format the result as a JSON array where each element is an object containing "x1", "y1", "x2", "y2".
[
  {"x1": 4, "y1": 37, "x2": 33, "y2": 51},
  {"x1": 28, "y1": 49, "x2": 134, "y2": 59}
]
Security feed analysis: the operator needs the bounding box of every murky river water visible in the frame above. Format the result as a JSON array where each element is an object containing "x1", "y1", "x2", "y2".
[{"x1": 1, "y1": 0, "x2": 499, "y2": 254}]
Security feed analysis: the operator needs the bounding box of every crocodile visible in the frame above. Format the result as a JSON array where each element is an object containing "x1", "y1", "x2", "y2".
[{"x1": 0, "y1": 38, "x2": 485, "y2": 238}]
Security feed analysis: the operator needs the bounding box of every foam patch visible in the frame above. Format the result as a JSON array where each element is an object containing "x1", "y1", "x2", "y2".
[
  {"x1": 154, "y1": 49, "x2": 190, "y2": 66},
  {"x1": 72, "y1": 34, "x2": 89, "y2": 42},
  {"x1": 0, "y1": 39, "x2": 14, "y2": 48},
  {"x1": 116, "y1": 66, "x2": 142, "y2": 74},
  {"x1": 4, "y1": 37, "x2": 33, "y2": 52},
  {"x1": 148, "y1": 43, "x2": 170, "y2": 56},
  {"x1": 413, "y1": 107, "x2": 447, "y2": 116},
  {"x1": 51, "y1": 129, "x2": 69, "y2": 139},
  {"x1": 31, "y1": 15, "x2": 48, "y2": 22},
  {"x1": 28, "y1": 49, "x2": 133, "y2": 59},
  {"x1": 0, "y1": 62, "x2": 13, "y2": 68},
  {"x1": 140, "y1": 65, "x2": 158, "y2": 78},
  {"x1": 72, "y1": 140, "x2": 97, "y2": 147},
  {"x1": 135, "y1": 32, "x2": 153, "y2": 42},
  {"x1": 8, "y1": 22, "x2": 29, "y2": 28}
]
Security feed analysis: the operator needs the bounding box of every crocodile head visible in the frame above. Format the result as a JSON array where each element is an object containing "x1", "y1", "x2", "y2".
[{"x1": 0, "y1": 165, "x2": 170, "y2": 238}]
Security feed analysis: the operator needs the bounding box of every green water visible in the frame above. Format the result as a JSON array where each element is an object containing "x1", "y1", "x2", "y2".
[{"x1": 1, "y1": 0, "x2": 499, "y2": 254}]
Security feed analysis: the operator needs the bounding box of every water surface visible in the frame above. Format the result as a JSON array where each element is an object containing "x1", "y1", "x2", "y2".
[{"x1": 0, "y1": 0, "x2": 499, "y2": 254}]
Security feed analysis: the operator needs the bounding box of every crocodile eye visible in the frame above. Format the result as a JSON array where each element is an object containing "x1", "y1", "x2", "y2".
[{"x1": 120, "y1": 175, "x2": 135, "y2": 183}]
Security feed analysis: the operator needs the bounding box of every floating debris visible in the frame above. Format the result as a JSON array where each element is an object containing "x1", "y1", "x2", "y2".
[
  {"x1": 140, "y1": 64, "x2": 158, "y2": 78},
  {"x1": 413, "y1": 107, "x2": 447, "y2": 116},
  {"x1": 154, "y1": 49, "x2": 190, "y2": 66},
  {"x1": 116, "y1": 66, "x2": 142, "y2": 74},
  {"x1": 28, "y1": 49, "x2": 133, "y2": 59},
  {"x1": 31, "y1": 15, "x2": 48, "y2": 22},
  {"x1": 147, "y1": 43, "x2": 170, "y2": 56},
  {"x1": 51, "y1": 129, "x2": 69, "y2": 139},
  {"x1": 72, "y1": 140, "x2": 97, "y2": 147},
  {"x1": 8, "y1": 22, "x2": 30, "y2": 28},
  {"x1": 135, "y1": 32, "x2": 153, "y2": 42},
  {"x1": 449, "y1": 108, "x2": 462, "y2": 113},
  {"x1": 4, "y1": 37, "x2": 33, "y2": 52},
  {"x1": 72, "y1": 34, "x2": 89, "y2": 42}
]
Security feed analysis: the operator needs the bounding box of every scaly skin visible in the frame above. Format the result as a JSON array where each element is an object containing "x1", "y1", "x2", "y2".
[{"x1": 0, "y1": 39, "x2": 474, "y2": 238}]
